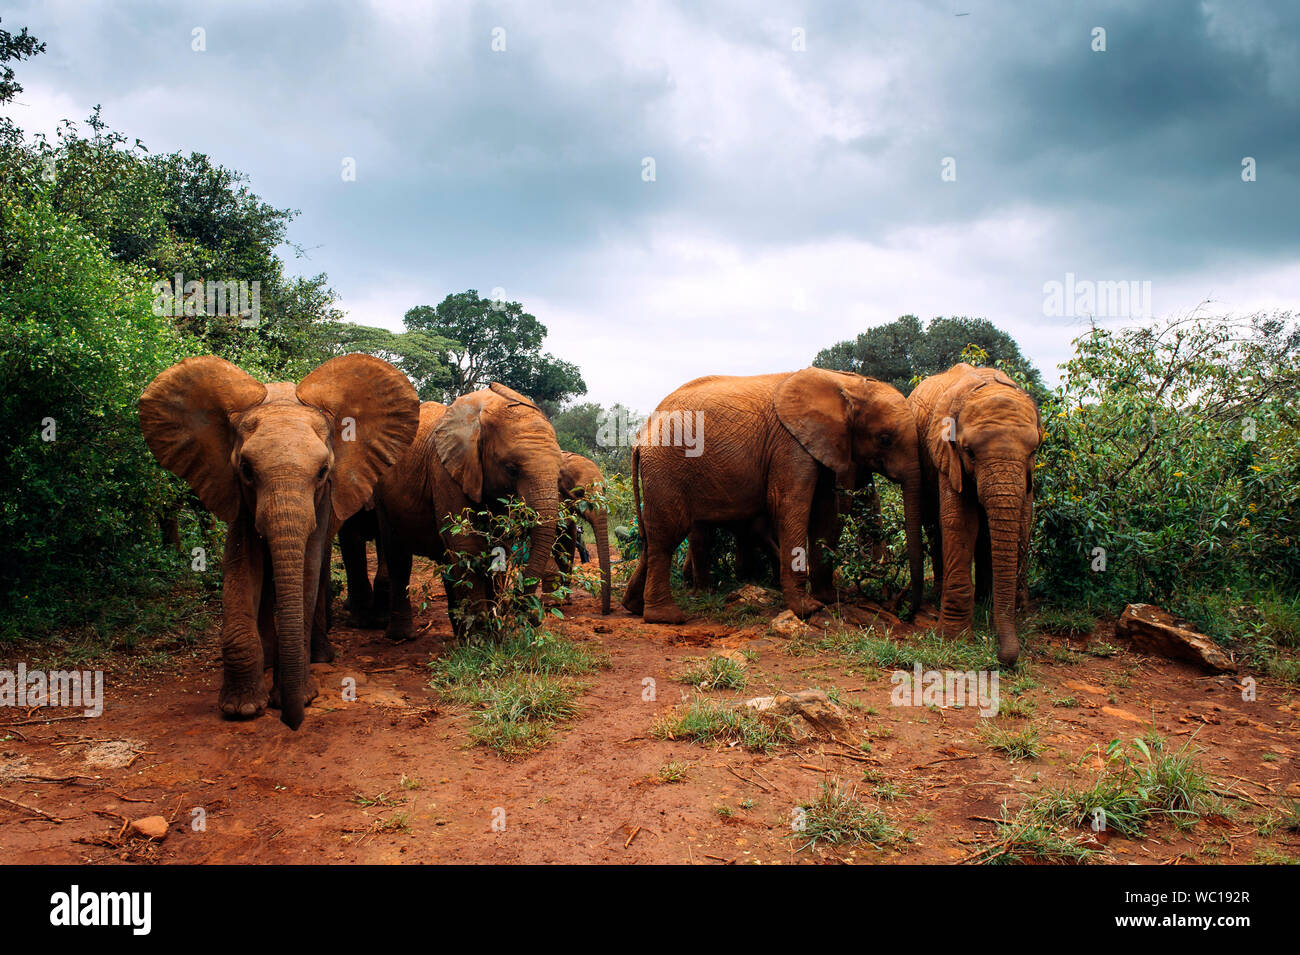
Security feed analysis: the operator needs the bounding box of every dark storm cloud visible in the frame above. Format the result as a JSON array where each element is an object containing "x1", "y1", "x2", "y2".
[{"x1": 5, "y1": 0, "x2": 1298, "y2": 406}]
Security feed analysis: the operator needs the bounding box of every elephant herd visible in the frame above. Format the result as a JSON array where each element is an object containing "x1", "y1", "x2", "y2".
[{"x1": 139, "y1": 354, "x2": 1040, "y2": 730}]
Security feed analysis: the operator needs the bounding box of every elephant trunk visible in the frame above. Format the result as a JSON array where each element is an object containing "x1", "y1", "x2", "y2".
[
  {"x1": 900, "y1": 469, "x2": 924, "y2": 618},
  {"x1": 521, "y1": 471, "x2": 561, "y2": 593},
  {"x1": 268, "y1": 523, "x2": 310, "y2": 730},
  {"x1": 587, "y1": 507, "x2": 612, "y2": 614},
  {"x1": 980, "y1": 469, "x2": 1024, "y2": 667}
]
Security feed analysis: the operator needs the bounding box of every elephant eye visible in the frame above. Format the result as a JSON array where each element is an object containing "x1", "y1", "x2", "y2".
[
  {"x1": 316, "y1": 464, "x2": 329, "y2": 482},
  {"x1": 878, "y1": 432, "x2": 893, "y2": 448},
  {"x1": 240, "y1": 460, "x2": 255, "y2": 482}
]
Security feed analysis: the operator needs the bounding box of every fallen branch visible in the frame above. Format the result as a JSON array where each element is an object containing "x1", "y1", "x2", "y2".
[{"x1": 0, "y1": 795, "x2": 63, "y2": 823}]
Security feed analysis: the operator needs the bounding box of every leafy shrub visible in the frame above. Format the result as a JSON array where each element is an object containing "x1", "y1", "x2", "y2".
[
  {"x1": 1033, "y1": 313, "x2": 1299, "y2": 606},
  {"x1": 0, "y1": 183, "x2": 199, "y2": 640}
]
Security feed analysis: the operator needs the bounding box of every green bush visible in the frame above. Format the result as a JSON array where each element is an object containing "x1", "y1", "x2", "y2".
[
  {"x1": 1033, "y1": 313, "x2": 1299, "y2": 606},
  {"x1": 0, "y1": 183, "x2": 199, "y2": 640}
]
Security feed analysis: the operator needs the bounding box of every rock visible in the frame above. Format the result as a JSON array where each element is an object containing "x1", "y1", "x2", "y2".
[
  {"x1": 128, "y1": 816, "x2": 169, "y2": 841},
  {"x1": 769, "y1": 610, "x2": 811, "y2": 637},
  {"x1": 724, "y1": 584, "x2": 777, "y2": 608},
  {"x1": 1116, "y1": 604, "x2": 1236, "y2": 673},
  {"x1": 717, "y1": 648, "x2": 750, "y2": 668},
  {"x1": 745, "y1": 688, "x2": 851, "y2": 741}
]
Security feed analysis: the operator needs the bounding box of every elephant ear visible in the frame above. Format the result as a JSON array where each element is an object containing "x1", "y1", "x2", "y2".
[
  {"x1": 297, "y1": 353, "x2": 420, "y2": 523},
  {"x1": 559, "y1": 452, "x2": 582, "y2": 498},
  {"x1": 774, "y1": 368, "x2": 855, "y2": 487},
  {"x1": 433, "y1": 393, "x2": 486, "y2": 502},
  {"x1": 929, "y1": 384, "x2": 971, "y2": 495},
  {"x1": 139, "y1": 356, "x2": 268, "y2": 522}
]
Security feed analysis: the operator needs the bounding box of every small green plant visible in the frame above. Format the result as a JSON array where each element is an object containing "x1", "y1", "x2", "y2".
[
  {"x1": 656, "y1": 761, "x2": 690, "y2": 783},
  {"x1": 430, "y1": 629, "x2": 608, "y2": 757},
  {"x1": 972, "y1": 815, "x2": 1099, "y2": 865},
  {"x1": 674, "y1": 654, "x2": 748, "y2": 691},
  {"x1": 789, "y1": 625, "x2": 999, "y2": 672},
  {"x1": 1085, "y1": 641, "x2": 1119, "y2": 658},
  {"x1": 377, "y1": 812, "x2": 411, "y2": 833},
  {"x1": 794, "y1": 779, "x2": 901, "y2": 852},
  {"x1": 352, "y1": 791, "x2": 402, "y2": 808},
  {"x1": 978, "y1": 722, "x2": 1043, "y2": 761},
  {"x1": 652, "y1": 698, "x2": 792, "y2": 753}
]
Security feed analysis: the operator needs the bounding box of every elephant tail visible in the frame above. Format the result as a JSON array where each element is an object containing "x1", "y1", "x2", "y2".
[{"x1": 631, "y1": 445, "x2": 644, "y2": 546}]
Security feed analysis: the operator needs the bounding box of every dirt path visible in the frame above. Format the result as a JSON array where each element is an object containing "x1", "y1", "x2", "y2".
[{"x1": 2, "y1": 555, "x2": 1297, "y2": 864}]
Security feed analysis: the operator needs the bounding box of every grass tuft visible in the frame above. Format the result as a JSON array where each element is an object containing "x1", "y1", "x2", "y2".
[
  {"x1": 794, "y1": 779, "x2": 902, "y2": 852},
  {"x1": 652, "y1": 697, "x2": 792, "y2": 753}
]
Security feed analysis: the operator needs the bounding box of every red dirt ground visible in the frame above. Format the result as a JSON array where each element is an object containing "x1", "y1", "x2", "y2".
[{"x1": 2, "y1": 552, "x2": 1297, "y2": 865}]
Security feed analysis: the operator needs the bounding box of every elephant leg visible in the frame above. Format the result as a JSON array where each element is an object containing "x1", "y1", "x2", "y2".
[
  {"x1": 687, "y1": 524, "x2": 714, "y2": 591},
  {"x1": 384, "y1": 544, "x2": 416, "y2": 643},
  {"x1": 339, "y1": 519, "x2": 372, "y2": 617},
  {"x1": 622, "y1": 555, "x2": 647, "y2": 614},
  {"x1": 928, "y1": 525, "x2": 943, "y2": 603},
  {"x1": 937, "y1": 485, "x2": 980, "y2": 637},
  {"x1": 808, "y1": 483, "x2": 840, "y2": 603},
  {"x1": 775, "y1": 489, "x2": 821, "y2": 618},
  {"x1": 310, "y1": 557, "x2": 335, "y2": 663},
  {"x1": 218, "y1": 519, "x2": 269, "y2": 719},
  {"x1": 365, "y1": 531, "x2": 389, "y2": 627},
  {"x1": 642, "y1": 530, "x2": 687, "y2": 624},
  {"x1": 452, "y1": 567, "x2": 492, "y2": 640}
]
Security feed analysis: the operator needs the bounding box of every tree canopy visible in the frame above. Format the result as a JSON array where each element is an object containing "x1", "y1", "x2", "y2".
[
  {"x1": 403, "y1": 290, "x2": 586, "y2": 406},
  {"x1": 814, "y1": 314, "x2": 1045, "y2": 398}
]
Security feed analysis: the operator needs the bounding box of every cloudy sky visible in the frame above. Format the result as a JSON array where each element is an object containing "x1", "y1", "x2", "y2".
[{"x1": 6, "y1": 0, "x2": 1299, "y2": 410}]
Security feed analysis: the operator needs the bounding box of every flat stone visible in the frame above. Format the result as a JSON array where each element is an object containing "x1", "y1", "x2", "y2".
[
  {"x1": 1116, "y1": 604, "x2": 1236, "y2": 673},
  {"x1": 744, "y1": 688, "x2": 851, "y2": 741},
  {"x1": 724, "y1": 584, "x2": 778, "y2": 608},
  {"x1": 769, "y1": 610, "x2": 811, "y2": 637}
]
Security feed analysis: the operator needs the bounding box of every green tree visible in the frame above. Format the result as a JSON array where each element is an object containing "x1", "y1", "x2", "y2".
[
  {"x1": 324, "y1": 322, "x2": 456, "y2": 401},
  {"x1": 815, "y1": 314, "x2": 1044, "y2": 397},
  {"x1": 551, "y1": 401, "x2": 642, "y2": 475},
  {"x1": 404, "y1": 290, "x2": 586, "y2": 404}
]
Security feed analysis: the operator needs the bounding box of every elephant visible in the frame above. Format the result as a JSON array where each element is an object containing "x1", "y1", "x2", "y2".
[
  {"x1": 373, "y1": 383, "x2": 563, "y2": 642},
  {"x1": 545, "y1": 452, "x2": 612, "y2": 614},
  {"x1": 338, "y1": 504, "x2": 389, "y2": 627},
  {"x1": 908, "y1": 363, "x2": 1042, "y2": 667},
  {"x1": 681, "y1": 516, "x2": 779, "y2": 591},
  {"x1": 138, "y1": 354, "x2": 420, "y2": 729},
  {"x1": 622, "y1": 368, "x2": 925, "y2": 624},
  {"x1": 681, "y1": 479, "x2": 888, "y2": 592}
]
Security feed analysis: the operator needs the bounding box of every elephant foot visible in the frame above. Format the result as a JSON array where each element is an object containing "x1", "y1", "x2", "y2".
[
  {"x1": 643, "y1": 603, "x2": 687, "y2": 625},
  {"x1": 996, "y1": 637, "x2": 1021, "y2": 668},
  {"x1": 219, "y1": 678, "x2": 268, "y2": 720},
  {"x1": 310, "y1": 635, "x2": 335, "y2": 664},
  {"x1": 622, "y1": 592, "x2": 645, "y2": 615},
  {"x1": 786, "y1": 594, "x2": 824, "y2": 619},
  {"x1": 385, "y1": 621, "x2": 415, "y2": 644}
]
